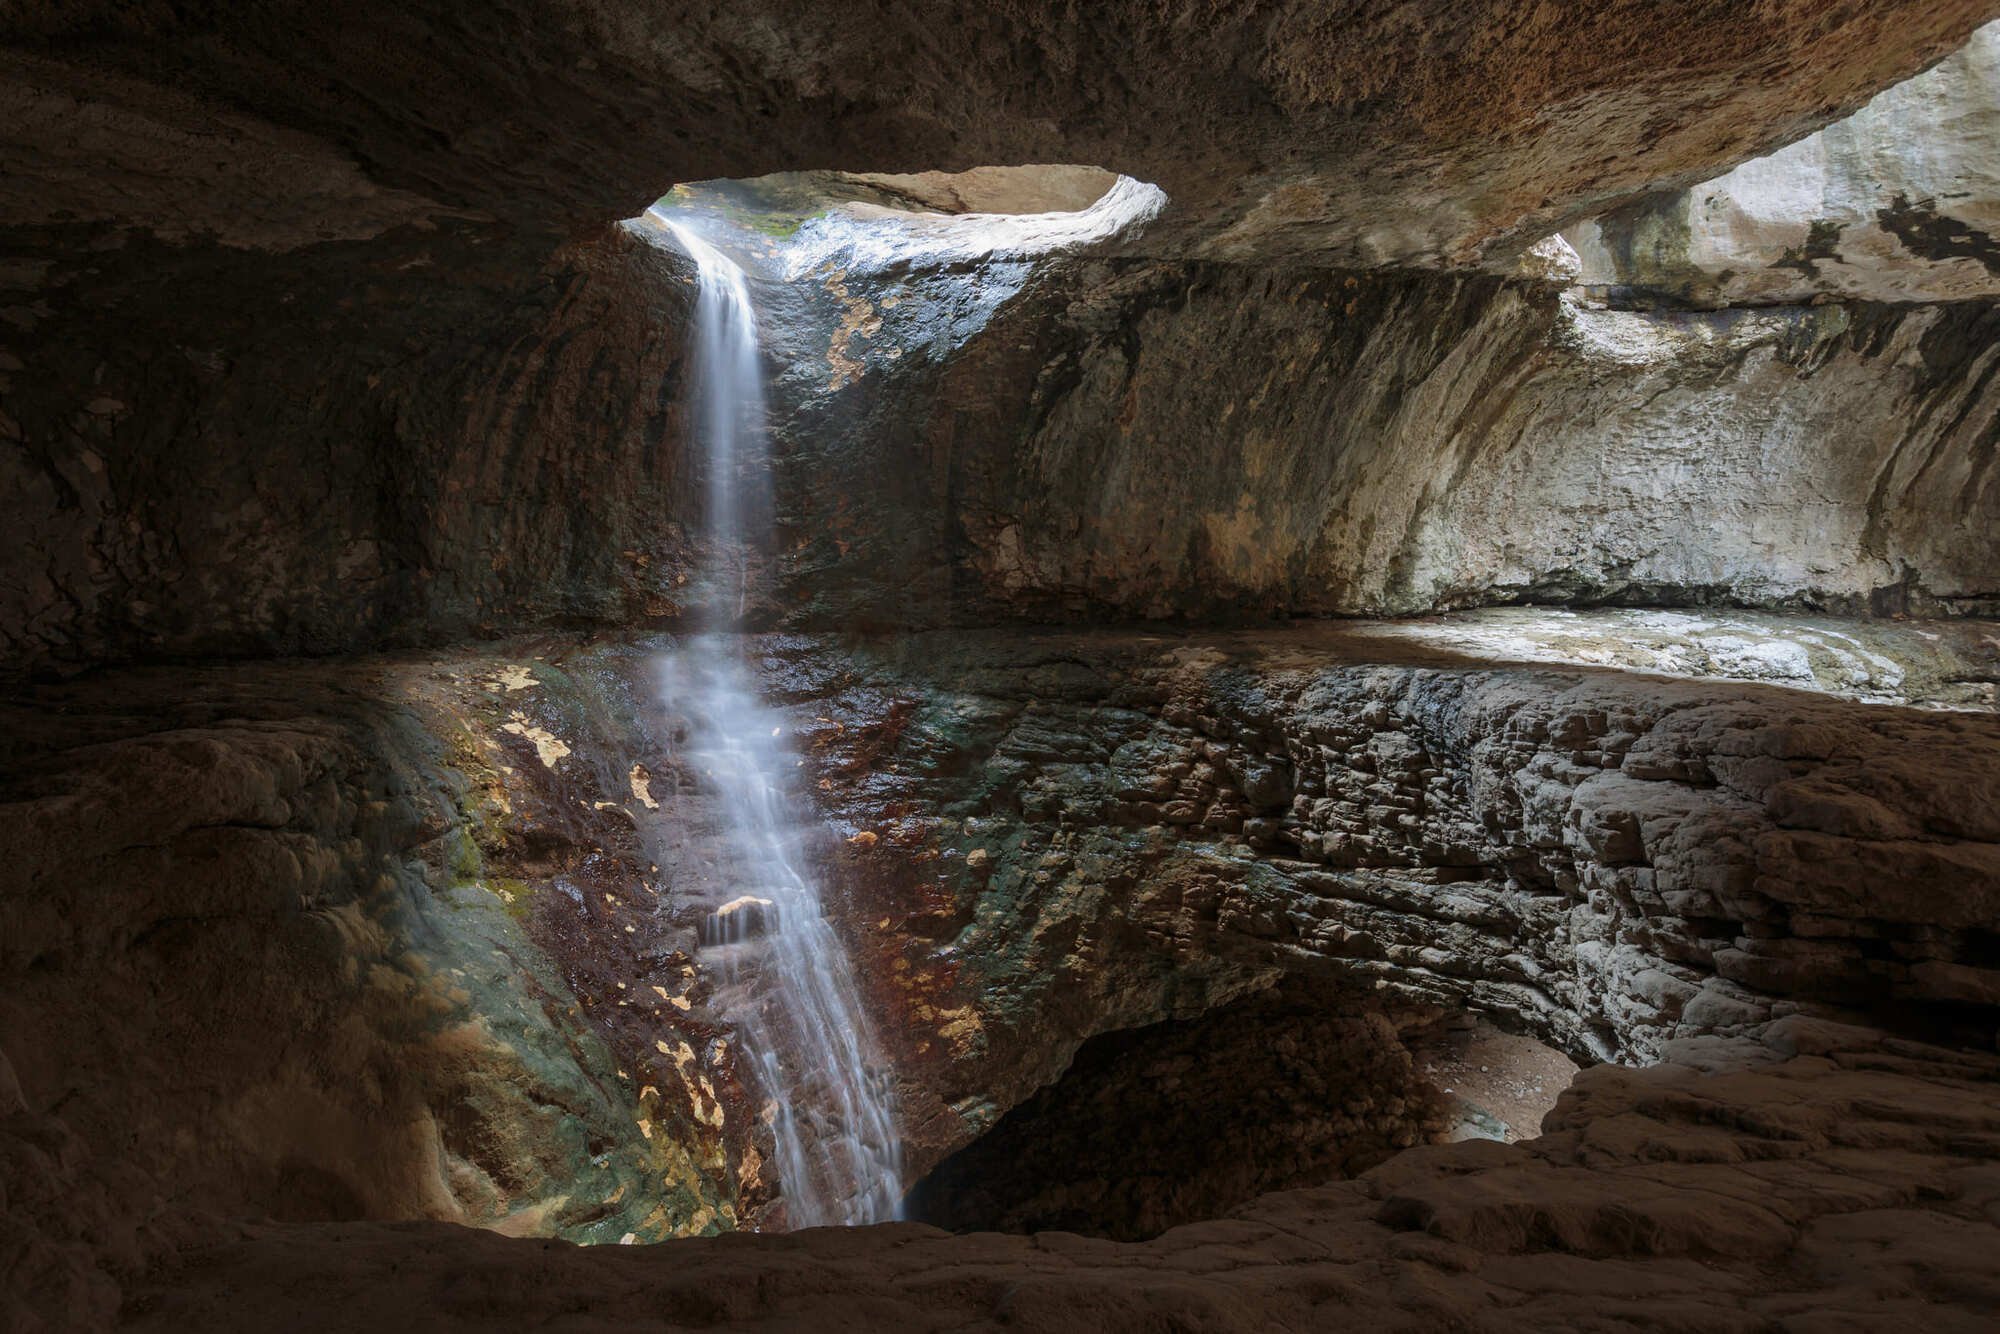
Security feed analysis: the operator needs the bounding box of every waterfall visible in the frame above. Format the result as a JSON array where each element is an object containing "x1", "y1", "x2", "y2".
[
  {"x1": 655, "y1": 216, "x2": 903, "y2": 1228},
  {"x1": 665, "y1": 220, "x2": 766, "y2": 616}
]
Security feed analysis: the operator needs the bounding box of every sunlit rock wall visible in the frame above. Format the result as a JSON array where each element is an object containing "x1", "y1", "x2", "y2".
[
  {"x1": 0, "y1": 658, "x2": 719, "y2": 1269},
  {"x1": 772, "y1": 259, "x2": 2000, "y2": 625},
  {"x1": 1569, "y1": 21, "x2": 2000, "y2": 306},
  {"x1": 792, "y1": 620, "x2": 2000, "y2": 1174}
]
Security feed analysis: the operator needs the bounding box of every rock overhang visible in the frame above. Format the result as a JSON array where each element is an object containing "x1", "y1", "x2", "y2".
[{"x1": 3, "y1": 1, "x2": 1998, "y2": 265}]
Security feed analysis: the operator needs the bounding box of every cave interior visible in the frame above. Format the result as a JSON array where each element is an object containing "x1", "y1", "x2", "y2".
[{"x1": 6, "y1": 3, "x2": 2000, "y2": 1331}]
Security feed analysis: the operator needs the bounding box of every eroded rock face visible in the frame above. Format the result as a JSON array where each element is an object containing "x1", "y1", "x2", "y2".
[
  {"x1": 104, "y1": 1018, "x2": 2000, "y2": 1332},
  {"x1": 768, "y1": 256, "x2": 2000, "y2": 624},
  {"x1": 1571, "y1": 21, "x2": 2000, "y2": 307},
  {"x1": 0, "y1": 225, "x2": 701, "y2": 679},
  {"x1": 904, "y1": 982, "x2": 1452, "y2": 1241},
  {"x1": 791, "y1": 617, "x2": 2000, "y2": 1171},
  {"x1": 4, "y1": 616, "x2": 1998, "y2": 1326},
  {"x1": 0, "y1": 658, "x2": 708, "y2": 1324}
]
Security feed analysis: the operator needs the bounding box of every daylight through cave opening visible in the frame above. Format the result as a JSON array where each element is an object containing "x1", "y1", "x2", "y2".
[{"x1": 622, "y1": 162, "x2": 1173, "y2": 1231}]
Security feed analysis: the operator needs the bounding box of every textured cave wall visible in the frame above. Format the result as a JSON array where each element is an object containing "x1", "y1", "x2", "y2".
[
  {"x1": 786, "y1": 622, "x2": 2000, "y2": 1178},
  {"x1": 767, "y1": 259, "x2": 2000, "y2": 625},
  {"x1": 5, "y1": 619, "x2": 1999, "y2": 1323},
  {"x1": 1570, "y1": 21, "x2": 2000, "y2": 308},
  {"x1": 5, "y1": 2, "x2": 2000, "y2": 678},
  {"x1": 15, "y1": 215, "x2": 1998, "y2": 681},
  {"x1": 0, "y1": 658, "x2": 714, "y2": 1315},
  {"x1": 5, "y1": 2, "x2": 1995, "y2": 267},
  {"x1": 0, "y1": 223, "x2": 700, "y2": 680},
  {"x1": 3, "y1": 4, "x2": 2000, "y2": 1318},
  {"x1": 0, "y1": 641, "x2": 813, "y2": 1319},
  {"x1": 743, "y1": 18, "x2": 2000, "y2": 628}
]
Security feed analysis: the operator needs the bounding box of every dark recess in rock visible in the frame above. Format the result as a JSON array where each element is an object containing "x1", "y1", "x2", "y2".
[
  {"x1": 1877, "y1": 191, "x2": 2000, "y2": 273},
  {"x1": 905, "y1": 982, "x2": 1451, "y2": 1240}
]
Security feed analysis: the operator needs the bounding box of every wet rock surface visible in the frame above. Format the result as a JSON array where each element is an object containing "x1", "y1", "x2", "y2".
[
  {"x1": 786, "y1": 617, "x2": 2000, "y2": 1178},
  {"x1": 7, "y1": 613, "x2": 1996, "y2": 1327}
]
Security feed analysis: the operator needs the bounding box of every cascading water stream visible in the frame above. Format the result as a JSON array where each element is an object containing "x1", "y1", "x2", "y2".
[
  {"x1": 668, "y1": 221, "x2": 762, "y2": 619},
  {"x1": 654, "y1": 216, "x2": 902, "y2": 1228}
]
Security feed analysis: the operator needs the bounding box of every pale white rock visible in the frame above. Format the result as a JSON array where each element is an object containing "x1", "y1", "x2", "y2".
[
  {"x1": 1511, "y1": 234, "x2": 1583, "y2": 285},
  {"x1": 772, "y1": 174, "x2": 1168, "y2": 279},
  {"x1": 1567, "y1": 21, "x2": 2000, "y2": 306}
]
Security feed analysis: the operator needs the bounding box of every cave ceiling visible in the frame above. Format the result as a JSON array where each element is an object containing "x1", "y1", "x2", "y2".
[{"x1": 4, "y1": 0, "x2": 1998, "y2": 265}]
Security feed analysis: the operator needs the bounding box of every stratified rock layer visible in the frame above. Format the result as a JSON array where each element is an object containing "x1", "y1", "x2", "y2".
[
  {"x1": 793, "y1": 616, "x2": 2000, "y2": 1179},
  {"x1": 5, "y1": 614, "x2": 1996, "y2": 1328},
  {"x1": 770, "y1": 257, "x2": 2000, "y2": 624}
]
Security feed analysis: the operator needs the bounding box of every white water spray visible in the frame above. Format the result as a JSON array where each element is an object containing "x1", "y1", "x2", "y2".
[
  {"x1": 655, "y1": 215, "x2": 903, "y2": 1227},
  {"x1": 665, "y1": 221, "x2": 767, "y2": 615}
]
